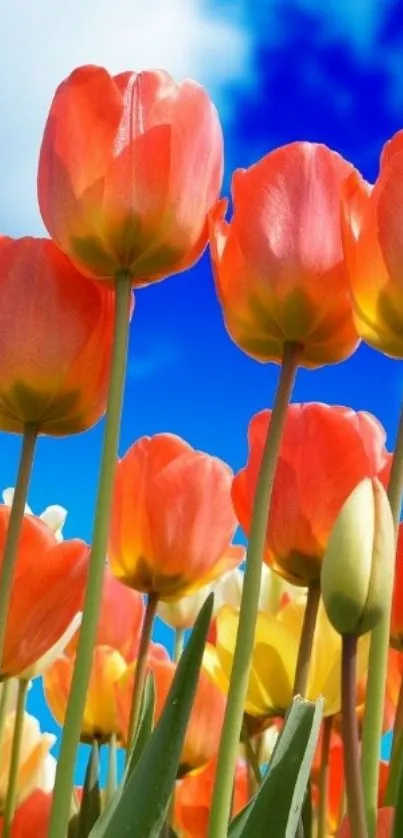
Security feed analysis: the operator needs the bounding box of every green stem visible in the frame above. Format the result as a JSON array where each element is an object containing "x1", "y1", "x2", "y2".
[
  {"x1": 48, "y1": 274, "x2": 132, "y2": 838},
  {"x1": 174, "y1": 628, "x2": 185, "y2": 662},
  {"x1": 361, "y1": 403, "x2": 403, "y2": 834},
  {"x1": 207, "y1": 342, "x2": 300, "y2": 838},
  {"x1": 0, "y1": 425, "x2": 37, "y2": 672},
  {"x1": 126, "y1": 591, "x2": 159, "y2": 758},
  {"x1": 266, "y1": 570, "x2": 283, "y2": 615},
  {"x1": 0, "y1": 680, "x2": 11, "y2": 755},
  {"x1": 242, "y1": 721, "x2": 262, "y2": 788},
  {"x1": 293, "y1": 582, "x2": 320, "y2": 697},
  {"x1": 106, "y1": 734, "x2": 118, "y2": 806},
  {"x1": 317, "y1": 717, "x2": 332, "y2": 838},
  {"x1": 2, "y1": 678, "x2": 29, "y2": 838},
  {"x1": 342, "y1": 635, "x2": 368, "y2": 838}
]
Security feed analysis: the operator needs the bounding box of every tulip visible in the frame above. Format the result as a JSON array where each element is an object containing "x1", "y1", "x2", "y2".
[
  {"x1": 174, "y1": 757, "x2": 248, "y2": 838},
  {"x1": 204, "y1": 597, "x2": 369, "y2": 720},
  {"x1": 0, "y1": 507, "x2": 88, "y2": 679},
  {"x1": 117, "y1": 657, "x2": 226, "y2": 772},
  {"x1": 0, "y1": 790, "x2": 52, "y2": 837},
  {"x1": 38, "y1": 65, "x2": 223, "y2": 284},
  {"x1": 0, "y1": 712, "x2": 56, "y2": 809},
  {"x1": 0, "y1": 237, "x2": 116, "y2": 435},
  {"x1": 2, "y1": 489, "x2": 67, "y2": 543},
  {"x1": 44, "y1": 569, "x2": 146, "y2": 742},
  {"x1": 108, "y1": 433, "x2": 244, "y2": 599},
  {"x1": 337, "y1": 808, "x2": 394, "y2": 838},
  {"x1": 391, "y1": 525, "x2": 403, "y2": 649},
  {"x1": 322, "y1": 479, "x2": 395, "y2": 636},
  {"x1": 341, "y1": 131, "x2": 403, "y2": 357},
  {"x1": 209, "y1": 141, "x2": 359, "y2": 367},
  {"x1": 232, "y1": 403, "x2": 391, "y2": 586}
]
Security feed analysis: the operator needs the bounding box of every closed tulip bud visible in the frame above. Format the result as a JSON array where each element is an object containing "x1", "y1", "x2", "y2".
[{"x1": 321, "y1": 478, "x2": 395, "y2": 637}]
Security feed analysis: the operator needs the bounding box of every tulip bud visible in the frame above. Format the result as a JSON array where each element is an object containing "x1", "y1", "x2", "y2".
[{"x1": 321, "y1": 478, "x2": 395, "y2": 636}]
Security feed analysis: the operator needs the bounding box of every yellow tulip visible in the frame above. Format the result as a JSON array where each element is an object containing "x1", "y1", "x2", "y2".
[{"x1": 204, "y1": 597, "x2": 369, "y2": 719}]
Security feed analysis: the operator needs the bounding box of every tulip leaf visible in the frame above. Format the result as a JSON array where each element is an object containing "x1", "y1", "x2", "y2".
[
  {"x1": 229, "y1": 696, "x2": 323, "y2": 838},
  {"x1": 76, "y1": 741, "x2": 102, "y2": 838},
  {"x1": 91, "y1": 593, "x2": 214, "y2": 838},
  {"x1": 88, "y1": 673, "x2": 155, "y2": 838}
]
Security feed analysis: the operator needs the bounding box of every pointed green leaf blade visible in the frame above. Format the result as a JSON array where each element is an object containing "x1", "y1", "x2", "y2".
[
  {"x1": 76, "y1": 741, "x2": 101, "y2": 838},
  {"x1": 229, "y1": 696, "x2": 323, "y2": 838},
  {"x1": 93, "y1": 593, "x2": 214, "y2": 838}
]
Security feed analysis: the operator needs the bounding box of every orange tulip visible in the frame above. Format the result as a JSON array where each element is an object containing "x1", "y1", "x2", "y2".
[
  {"x1": 0, "y1": 507, "x2": 88, "y2": 678},
  {"x1": 67, "y1": 567, "x2": 145, "y2": 662},
  {"x1": 108, "y1": 434, "x2": 244, "y2": 599},
  {"x1": 174, "y1": 756, "x2": 248, "y2": 838},
  {"x1": 38, "y1": 65, "x2": 223, "y2": 284},
  {"x1": 391, "y1": 525, "x2": 403, "y2": 649},
  {"x1": 233, "y1": 404, "x2": 391, "y2": 585},
  {"x1": 45, "y1": 568, "x2": 146, "y2": 742},
  {"x1": 117, "y1": 656, "x2": 226, "y2": 772},
  {"x1": 337, "y1": 808, "x2": 394, "y2": 838},
  {"x1": 342, "y1": 131, "x2": 403, "y2": 357},
  {"x1": 0, "y1": 790, "x2": 52, "y2": 838},
  {"x1": 0, "y1": 237, "x2": 115, "y2": 435},
  {"x1": 209, "y1": 142, "x2": 359, "y2": 367}
]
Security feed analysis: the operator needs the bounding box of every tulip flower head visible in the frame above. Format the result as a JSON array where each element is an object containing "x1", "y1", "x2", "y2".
[
  {"x1": 204, "y1": 596, "x2": 369, "y2": 720},
  {"x1": 391, "y1": 525, "x2": 403, "y2": 649},
  {"x1": 0, "y1": 712, "x2": 56, "y2": 810},
  {"x1": 108, "y1": 433, "x2": 244, "y2": 599},
  {"x1": 209, "y1": 141, "x2": 359, "y2": 367},
  {"x1": 174, "y1": 756, "x2": 248, "y2": 837},
  {"x1": 322, "y1": 478, "x2": 395, "y2": 636},
  {"x1": 0, "y1": 507, "x2": 88, "y2": 679},
  {"x1": 337, "y1": 807, "x2": 394, "y2": 837},
  {"x1": 233, "y1": 403, "x2": 391, "y2": 586},
  {"x1": 0, "y1": 237, "x2": 115, "y2": 435},
  {"x1": 342, "y1": 131, "x2": 403, "y2": 357},
  {"x1": 0, "y1": 790, "x2": 52, "y2": 838},
  {"x1": 2, "y1": 488, "x2": 67, "y2": 543},
  {"x1": 38, "y1": 65, "x2": 223, "y2": 284}
]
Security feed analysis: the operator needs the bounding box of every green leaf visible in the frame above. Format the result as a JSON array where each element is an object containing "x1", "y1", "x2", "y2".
[
  {"x1": 92, "y1": 593, "x2": 214, "y2": 838},
  {"x1": 88, "y1": 674, "x2": 155, "y2": 838},
  {"x1": 76, "y1": 741, "x2": 102, "y2": 838},
  {"x1": 229, "y1": 696, "x2": 323, "y2": 838}
]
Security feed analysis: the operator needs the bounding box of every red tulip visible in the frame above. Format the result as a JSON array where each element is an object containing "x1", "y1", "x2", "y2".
[
  {"x1": 38, "y1": 65, "x2": 223, "y2": 283},
  {"x1": 342, "y1": 130, "x2": 403, "y2": 357},
  {"x1": 0, "y1": 791, "x2": 52, "y2": 838},
  {"x1": 45, "y1": 568, "x2": 145, "y2": 742},
  {"x1": 209, "y1": 142, "x2": 359, "y2": 367},
  {"x1": 337, "y1": 808, "x2": 394, "y2": 837},
  {"x1": 0, "y1": 507, "x2": 88, "y2": 678},
  {"x1": 0, "y1": 237, "x2": 115, "y2": 434},
  {"x1": 174, "y1": 756, "x2": 248, "y2": 837},
  {"x1": 391, "y1": 525, "x2": 403, "y2": 649},
  {"x1": 233, "y1": 404, "x2": 391, "y2": 585},
  {"x1": 108, "y1": 434, "x2": 243, "y2": 599}
]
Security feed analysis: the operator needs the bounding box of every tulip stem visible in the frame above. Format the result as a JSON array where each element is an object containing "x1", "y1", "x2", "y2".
[
  {"x1": 361, "y1": 402, "x2": 403, "y2": 833},
  {"x1": 174, "y1": 628, "x2": 185, "y2": 662},
  {"x1": 106, "y1": 733, "x2": 118, "y2": 806},
  {"x1": 293, "y1": 582, "x2": 320, "y2": 697},
  {"x1": 0, "y1": 424, "x2": 37, "y2": 672},
  {"x1": 342, "y1": 635, "x2": 368, "y2": 838},
  {"x1": 317, "y1": 717, "x2": 332, "y2": 838},
  {"x1": 126, "y1": 591, "x2": 159, "y2": 758},
  {"x1": 48, "y1": 273, "x2": 132, "y2": 838},
  {"x1": 2, "y1": 678, "x2": 29, "y2": 838},
  {"x1": 207, "y1": 342, "x2": 300, "y2": 838}
]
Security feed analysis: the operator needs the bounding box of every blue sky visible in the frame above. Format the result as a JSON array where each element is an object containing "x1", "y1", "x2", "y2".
[{"x1": 1, "y1": 0, "x2": 403, "y2": 779}]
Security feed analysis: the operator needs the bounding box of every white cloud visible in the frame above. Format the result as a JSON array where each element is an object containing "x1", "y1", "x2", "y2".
[{"x1": 0, "y1": 0, "x2": 251, "y2": 236}]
